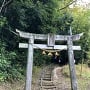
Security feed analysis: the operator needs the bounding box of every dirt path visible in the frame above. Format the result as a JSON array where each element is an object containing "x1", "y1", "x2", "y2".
[
  {"x1": 38, "y1": 65, "x2": 71, "y2": 90},
  {"x1": 52, "y1": 66, "x2": 71, "y2": 90}
]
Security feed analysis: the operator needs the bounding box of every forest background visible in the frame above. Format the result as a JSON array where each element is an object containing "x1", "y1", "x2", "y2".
[{"x1": 0, "y1": 0, "x2": 90, "y2": 82}]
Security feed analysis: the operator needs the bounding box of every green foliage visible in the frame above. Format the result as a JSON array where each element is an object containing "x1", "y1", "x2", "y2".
[
  {"x1": 5, "y1": 0, "x2": 58, "y2": 33},
  {"x1": 0, "y1": 0, "x2": 90, "y2": 82},
  {"x1": 71, "y1": 7, "x2": 90, "y2": 62},
  {"x1": 0, "y1": 41, "x2": 24, "y2": 81},
  {"x1": 0, "y1": 16, "x2": 7, "y2": 27}
]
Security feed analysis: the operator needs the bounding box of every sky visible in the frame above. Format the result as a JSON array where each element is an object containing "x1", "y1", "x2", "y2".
[
  {"x1": 70, "y1": 0, "x2": 90, "y2": 8},
  {"x1": 81, "y1": 0, "x2": 90, "y2": 3},
  {"x1": 77, "y1": 0, "x2": 90, "y2": 4}
]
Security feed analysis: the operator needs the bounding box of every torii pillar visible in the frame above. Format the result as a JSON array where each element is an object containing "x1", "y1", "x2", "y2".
[{"x1": 26, "y1": 35, "x2": 34, "y2": 90}]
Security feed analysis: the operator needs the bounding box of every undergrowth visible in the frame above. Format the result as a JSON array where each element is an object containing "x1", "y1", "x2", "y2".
[{"x1": 62, "y1": 64, "x2": 90, "y2": 90}]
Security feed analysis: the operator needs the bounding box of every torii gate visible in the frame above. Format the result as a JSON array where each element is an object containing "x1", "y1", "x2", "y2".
[{"x1": 16, "y1": 29, "x2": 83, "y2": 90}]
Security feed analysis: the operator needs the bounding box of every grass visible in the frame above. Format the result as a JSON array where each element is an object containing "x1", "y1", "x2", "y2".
[
  {"x1": 62, "y1": 64, "x2": 90, "y2": 90},
  {"x1": 1, "y1": 64, "x2": 90, "y2": 90},
  {"x1": 32, "y1": 66, "x2": 42, "y2": 90},
  {"x1": 0, "y1": 80, "x2": 25, "y2": 90},
  {"x1": 0, "y1": 66, "x2": 42, "y2": 90}
]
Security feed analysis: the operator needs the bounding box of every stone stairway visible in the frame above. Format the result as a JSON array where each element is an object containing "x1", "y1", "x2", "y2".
[{"x1": 40, "y1": 65, "x2": 57, "y2": 90}]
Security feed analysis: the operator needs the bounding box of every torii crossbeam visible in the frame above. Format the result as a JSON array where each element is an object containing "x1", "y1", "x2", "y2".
[{"x1": 16, "y1": 29, "x2": 83, "y2": 90}]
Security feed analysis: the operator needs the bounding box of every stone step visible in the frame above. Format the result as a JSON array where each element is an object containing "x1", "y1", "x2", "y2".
[
  {"x1": 44, "y1": 76, "x2": 51, "y2": 78},
  {"x1": 41, "y1": 80, "x2": 54, "y2": 86},
  {"x1": 41, "y1": 85, "x2": 56, "y2": 89},
  {"x1": 42, "y1": 78, "x2": 51, "y2": 81},
  {"x1": 45, "y1": 73, "x2": 51, "y2": 75}
]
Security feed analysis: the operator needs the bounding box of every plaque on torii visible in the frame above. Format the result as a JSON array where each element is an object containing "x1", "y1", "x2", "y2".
[{"x1": 16, "y1": 29, "x2": 83, "y2": 90}]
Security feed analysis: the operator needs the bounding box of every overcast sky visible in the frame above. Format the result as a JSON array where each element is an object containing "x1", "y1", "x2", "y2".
[
  {"x1": 70, "y1": 0, "x2": 90, "y2": 8},
  {"x1": 82, "y1": 0, "x2": 90, "y2": 3},
  {"x1": 77, "y1": 0, "x2": 90, "y2": 4}
]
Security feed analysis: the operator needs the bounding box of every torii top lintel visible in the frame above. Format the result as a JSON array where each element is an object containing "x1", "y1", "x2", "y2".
[{"x1": 16, "y1": 29, "x2": 83, "y2": 41}]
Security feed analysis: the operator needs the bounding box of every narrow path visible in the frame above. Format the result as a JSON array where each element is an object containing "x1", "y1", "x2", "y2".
[
  {"x1": 53, "y1": 67, "x2": 71, "y2": 90},
  {"x1": 39, "y1": 64, "x2": 71, "y2": 90},
  {"x1": 32, "y1": 64, "x2": 71, "y2": 90},
  {"x1": 40, "y1": 64, "x2": 57, "y2": 90}
]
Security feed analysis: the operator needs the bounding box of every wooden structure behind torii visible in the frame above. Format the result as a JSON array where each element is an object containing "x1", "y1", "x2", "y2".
[{"x1": 16, "y1": 29, "x2": 83, "y2": 90}]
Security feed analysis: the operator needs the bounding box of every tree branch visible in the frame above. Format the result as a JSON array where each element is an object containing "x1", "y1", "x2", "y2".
[
  {"x1": 0, "y1": 0, "x2": 6, "y2": 13},
  {"x1": 3, "y1": 0, "x2": 12, "y2": 8},
  {"x1": 58, "y1": 0, "x2": 77, "y2": 11},
  {"x1": 0, "y1": 0, "x2": 12, "y2": 14}
]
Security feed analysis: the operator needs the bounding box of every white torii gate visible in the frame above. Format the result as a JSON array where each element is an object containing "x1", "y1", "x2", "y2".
[{"x1": 16, "y1": 29, "x2": 83, "y2": 90}]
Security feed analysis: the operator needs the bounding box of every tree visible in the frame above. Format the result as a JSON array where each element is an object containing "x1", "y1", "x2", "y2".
[
  {"x1": 1, "y1": 0, "x2": 89, "y2": 81},
  {"x1": 70, "y1": 6, "x2": 90, "y2": 63}
]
